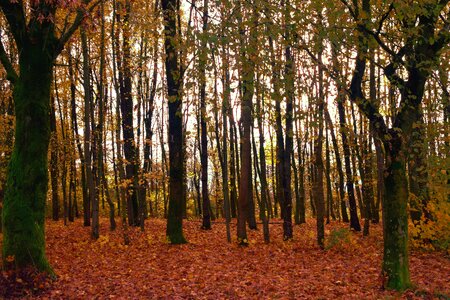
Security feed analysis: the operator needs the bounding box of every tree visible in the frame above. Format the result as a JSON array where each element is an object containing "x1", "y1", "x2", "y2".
[
  {"x1": 162, "y1": 0, "x2": 187, "y2": 244},
  {"x1": 236, "y1": 0, "x2": 257, "y2": 245},
  {"x1": 342, "y1": 0, "x2": 449, "y2": 290},
  {"x1": 0, "y1": 0, "x2": 97, "y2": 272},
  {"x1": 199, "y1": 0, "x2": 212, "y2": 230}
]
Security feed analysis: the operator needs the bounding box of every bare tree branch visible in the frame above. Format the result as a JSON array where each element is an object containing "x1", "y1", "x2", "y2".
[{"x1": 55, "y1": 0, "x2": 102, "y2": 56}]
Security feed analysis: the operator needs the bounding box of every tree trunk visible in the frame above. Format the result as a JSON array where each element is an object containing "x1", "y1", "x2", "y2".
[
  {"x1": 337, "y1": 99, "x2": 361, "y2": 231},
  {"x1": 2, "y1": 49, "x2": 53, "y2": 273},
  {"x1": 163, "y1": 0, "x2": 187, "y2": 244},
  {"x1": 236, "y1": 0, "x2": 256, "y2": 245},
  {"x1": 199, "y1": 0, "x2": 211, "y2": 230},
  {"x1": 294, "y1": 109, "x2": 305, "y2": 224},
  {"x1": 118, "y1": 0, "x2": 139, "y2": 227},
  {"x1": 325, "y1": 127, "x2": 335, "y2": 222},
  {"x1": 282, "y1": 0, "x2": 294, "y2": 240},
  {"x1": 50, "y1": 97, "x2": 60, "y2": 221},
  {"x1": 325, "y1": 107, "x2": 348, "y2": 222},
  {"x1": 314, "y1": 38, "x2": 325, "y2": 249},
  {"x1": 229, "y1": 114, "x2": 238, "y2": 218},
  {"x1": 81, "y1": 29, "x2": 95, "y2": 231},
  {"x1": 220, "y1": 26, "x2": 232, "y2": 241},
  {"x1": 68, "y1": 50, "x2": 88, "y2": 226},
  {"x1": 382, "y1": 134, "x2": 410, "y2": 290}
]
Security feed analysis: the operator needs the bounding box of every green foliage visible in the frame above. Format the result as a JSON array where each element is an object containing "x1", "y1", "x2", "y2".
[{"x1": 325, "y1": 228, "x2": 351, "y2": 250}]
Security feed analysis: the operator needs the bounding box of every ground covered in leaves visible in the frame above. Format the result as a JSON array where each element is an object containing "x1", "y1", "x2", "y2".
[{"x1": 1, "y1": 218, "x2": 449, "y2": 299}]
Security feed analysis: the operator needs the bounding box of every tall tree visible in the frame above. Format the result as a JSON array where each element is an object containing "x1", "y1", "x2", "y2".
[
  {"x1": 237, "y1": 0, "x2": 257, "y2": 245},
  {"x1": 116, "y1": 0, "x2": 139, "y2": 227},
  {"x1": 162, "y1": 0, "x2": 187, "y2": 244},
  {"x1": 199, "y1": 0, "x2": 212, "y2": 230},
  {"x1": 342, "y1": 0, "x2": 449, "y2": 290},
  {"x1": 282, "y1": 0, "x2": 294, "y2": 240},
  {"x1": 80, "y1": 28, "x2": 97, "y2": 237},
  {"x1": 0, "y1": 0, "x2": 98, "y2": 272}
]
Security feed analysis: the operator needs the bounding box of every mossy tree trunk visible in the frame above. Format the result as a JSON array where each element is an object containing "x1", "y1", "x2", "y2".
[
  {"x1": 2, "y1": 47, "x2": 54, "y2": 272},
  {"x1": 342, "y1": 0, "x2": 448, "y2": 290},
  {"x1": 381, "y1": 133, "x2": 410, "y2": 290},
  {"x1": 0, "y1": 0, "x2": 95, "y2": 272}
]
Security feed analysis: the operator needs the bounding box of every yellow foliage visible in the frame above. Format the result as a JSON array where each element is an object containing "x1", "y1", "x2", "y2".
[{"x1": 410, "y1": 200, "x2": 450, "y2": 253}]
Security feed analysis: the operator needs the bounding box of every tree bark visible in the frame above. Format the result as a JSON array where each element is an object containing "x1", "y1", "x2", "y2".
[
  {"x1": 162, "y1": 0, "x2": 187, "y2": 244},
  {"x1": 199, "y1": 0, "x2": 211, "y2": 230},
  {"x1": 2, "y1": 46, "x2": 54, "y2": 272}
]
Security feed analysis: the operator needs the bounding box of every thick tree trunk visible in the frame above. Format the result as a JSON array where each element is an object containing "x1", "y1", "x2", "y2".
[
  {"x1": 382, "y1": 135, "x2": 410, "y2": 290},
  {"x1": 2, "y1": 50, "x2": 53, "y2": 272},
  {"x1": 163, "y1": 0, "x2": 187, "y2": 244},
  {"x1": 236, "y1": 0, "x2": 256, "y2": 244}
]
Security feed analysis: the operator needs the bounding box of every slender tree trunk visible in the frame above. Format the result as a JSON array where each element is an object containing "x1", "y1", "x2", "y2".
[
  {"x1": 50, "y1": 97, "x2": 60, "y2": 221},
  {"x1": 97, "y1": 1, "x2": 115, "y2": 231},
  {"x1": 294, "y1": 108, "x2": 306, "y2": 224},
  {"x1": 68, "y1": 51, "x2": 88, "y2": 225},
  {"x1": 220, "y1": 20, "x2": 231, "y2": 241},
  {"x1": 81, "y1": 28, "x2": 95, "y2": 231},
  {"x1": 337, "y1": 99, "x2": 361, "y2": 231},
  {"x1": 199, "y1": 0, "x2": 211, "y2": 230},
  {"x1": 325, "y1": 127, "x2": 335, "y2": 223},
  {"x1": 325, "y1": 107, "x2": 348, "y2": 222},
  {"x1": 282, "y1": 0, "x2": 294, "y2": 240},
  {"x1": 229, "y1": 112, "x2": 238, "y2": 218},
  {"x1": 314, "y1": 36, "x2": 325, "y2": 249},
  {"x1": 255, "y1": 74, "x2": 270, "y2": 243}
]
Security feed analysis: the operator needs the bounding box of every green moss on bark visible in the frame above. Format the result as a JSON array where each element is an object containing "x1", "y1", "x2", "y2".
[
  {"x1": 382, "y1": 159, "x2": 411, "y2": 290},
  {"x1": 2, "y1": 53, "x2": 54, "y2": 275}
]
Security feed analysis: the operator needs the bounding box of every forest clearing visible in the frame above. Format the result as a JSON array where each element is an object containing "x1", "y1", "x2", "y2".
[{"x1": 1, "y1": 219, "x2": 449, "y2": 299}]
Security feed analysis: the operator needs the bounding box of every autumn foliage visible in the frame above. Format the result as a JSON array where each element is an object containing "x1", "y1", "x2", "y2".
[{"x1": 1, "y1": 218, "x2": 449, "y2": 299}]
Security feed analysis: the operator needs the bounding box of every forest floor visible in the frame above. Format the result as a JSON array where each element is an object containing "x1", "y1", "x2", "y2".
[{"x1": 1, "y1": 218, "x2": 449, "y2": 299}]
